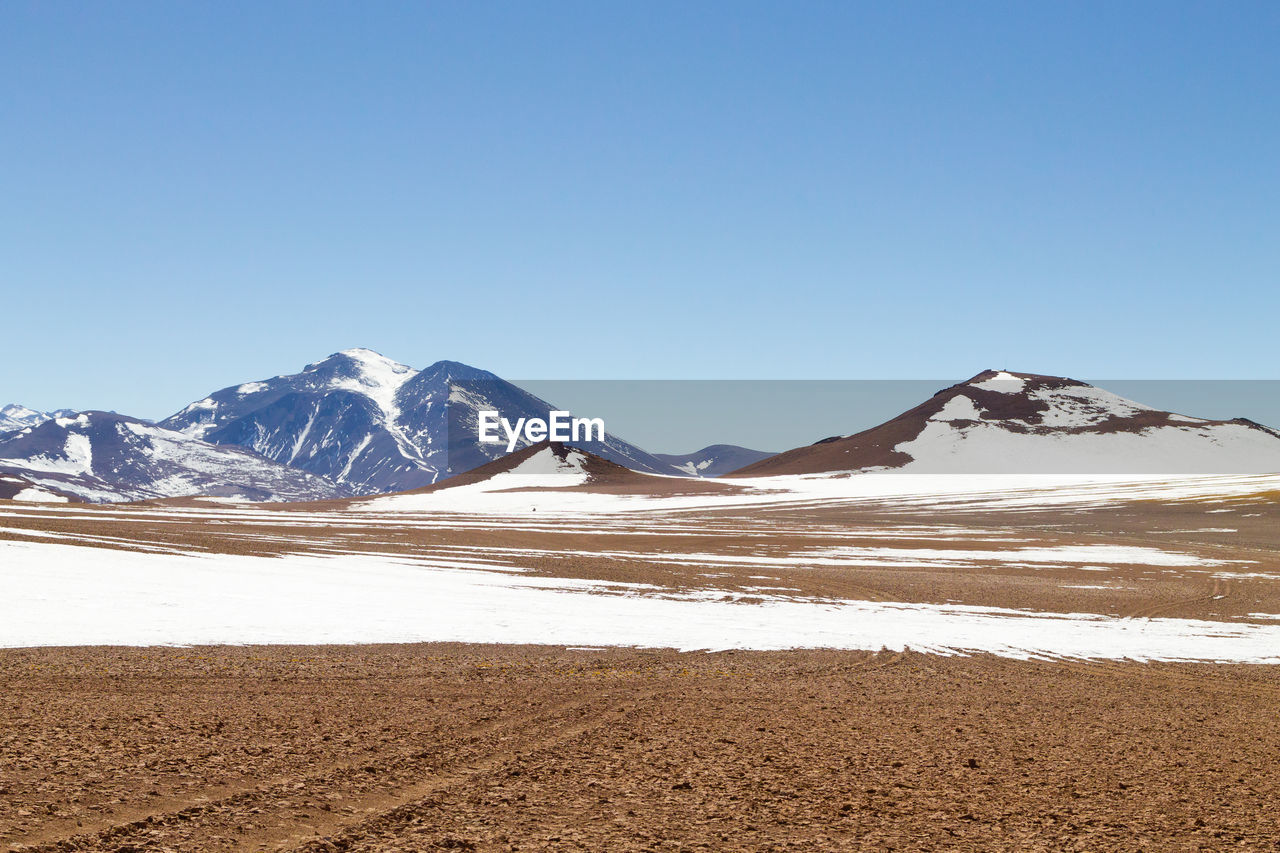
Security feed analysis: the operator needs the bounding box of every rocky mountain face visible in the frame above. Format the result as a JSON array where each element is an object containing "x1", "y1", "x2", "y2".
[
  {"x1": 730, "y1": 370, "x2": 1280, "y2": 476},
  {"x1": 654, "y1": 444, "x2": 776, "y2": 477},
  {"x1": 160, "y1": 349, "x2": 683, "y2": 494},
  {"x1": 0, "y1": 412, "x2": 348, "y2": 503}
]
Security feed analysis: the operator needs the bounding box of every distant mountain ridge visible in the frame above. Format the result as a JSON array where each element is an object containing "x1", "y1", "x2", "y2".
[
  {"x1": 731, "y1": 370, "x2": 1280, "y2": 477},
  {"x1": 0, "y1": 404, "x2": 77, "y2": 435},
  {"x1": 654, "y1": 444, "x2": 776, "y2": 477},
  {"x1": 0, "y1": 411, "x2": 347, "y2": 503},
  {"x1": 9, "y1": 362, "x2": 1278, "y2": 503}
]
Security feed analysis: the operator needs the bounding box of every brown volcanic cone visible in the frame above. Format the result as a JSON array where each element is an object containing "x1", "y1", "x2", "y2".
[
  {"x1": 427, "y1": 441, "x2": 639, "y2": 490},
  {"x1": 338, "y1": 441, "x2": 742, "y2": 504},
  {"x1": 728, "y1": 369, "x2": 1280, "y2": 477}
]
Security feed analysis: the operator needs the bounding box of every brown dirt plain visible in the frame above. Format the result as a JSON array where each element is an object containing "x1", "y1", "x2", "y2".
[
  {"x1": 3, "y1": 645, "x2": 1280, "y2": 853},
  {"x1": 1, "y1": 485, "x2": 1279, "y2": 851}
]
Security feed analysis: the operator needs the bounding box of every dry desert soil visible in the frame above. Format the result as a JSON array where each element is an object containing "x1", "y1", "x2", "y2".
[
  {"x1": 2, "y1": 480, "x2": 1279, "y2": 851},
  {"x1": 3, "y1": 645, "x2": 1280, "y2": 853}
]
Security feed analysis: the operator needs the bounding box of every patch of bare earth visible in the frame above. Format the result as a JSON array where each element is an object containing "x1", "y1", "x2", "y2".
[{"x1": 2, "y1": 646, "x2": 1279, "y2": 852}]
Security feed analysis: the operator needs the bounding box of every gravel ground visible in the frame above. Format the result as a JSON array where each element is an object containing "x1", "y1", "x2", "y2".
[{"x1": 3, "y1": 645, "x2": 1280, "y2": 852}]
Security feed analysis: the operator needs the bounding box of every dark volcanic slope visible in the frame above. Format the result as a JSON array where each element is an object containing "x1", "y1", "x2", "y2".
[
  {"x1": 731, "y1": 369, "x2": 1280, "y2": 477},
  {"x1": 342, "y1": 441, "x2": 739, "y2": 505}
]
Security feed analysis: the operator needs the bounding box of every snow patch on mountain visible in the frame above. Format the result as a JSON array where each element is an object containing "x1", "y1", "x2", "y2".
[
  {"x1": 327, "y1": 348, "x2": 419, "y2": 423},
  {"x1": 1024, "y1": 384, "x2": 1154, "y2": 427},
  {"x1": 970, "y1": 371, "x2": 1026, "y2": 393},
  {"x1": 931, "y1": 395, "x2": 983, "y2": 422},
  {"x1": 6, "y1": 432, "x2": 93, "y2": 476},
  {"x1": 895, "y1": 392, "x2": 1280, "y2": 475},
  {"x1": 508, "y1": 446, "x2": 590, "y2": 480}
]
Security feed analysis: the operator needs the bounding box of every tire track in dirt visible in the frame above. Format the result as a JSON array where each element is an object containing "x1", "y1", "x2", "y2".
[
  {"x1": 1121, "y1": 576, "x2": 1230, "y2": 619},
  {"x1": 1, "y1": 688, "x2": 510, "y2": 849},
  {"x1": 273, "y1": 684, "x2": 672, "y2": 853},
  {"x1": 1026, "y1": 647, "x2": 1280, "y2": 702},
  {"x1": 6, "y1": 680, "x2": 653, "y2": 853}
]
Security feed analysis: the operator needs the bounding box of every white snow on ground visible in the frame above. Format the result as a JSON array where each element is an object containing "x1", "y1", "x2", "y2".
[
  {"x1": 1, "y1": 540, "x2": 1277, "y2": 662},
  {"x1": 414, "y1": 543, "x2": 1229, "y2": 573},
  {"x1": 10, "y1": 487, "x2": 69, "y2": 503},
  {"x1": 356, "y1": 471, "x2": 1280, "y2": 516},
  {"x1": 970, "y1": 372, "x2": 1026, "y2": 393},
  {"x1": 803, "y1": 544, "x2": 1223, "y2": 568}
]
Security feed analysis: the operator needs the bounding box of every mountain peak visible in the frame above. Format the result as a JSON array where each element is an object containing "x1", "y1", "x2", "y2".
[
  {"x1": 959, "y1": 369, "x2": 1092, "y2": 393},
  {"x1": 307, "y1": 348, "x2": 416, "y2": 376},
  {"x1": 415, "y1": 359, "x2": 500, "y2": 384}
]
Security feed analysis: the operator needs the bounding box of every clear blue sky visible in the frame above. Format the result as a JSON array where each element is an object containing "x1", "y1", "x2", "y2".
[{"x1": 3, "y1": 1, "x2": 1278, "y2": 418}]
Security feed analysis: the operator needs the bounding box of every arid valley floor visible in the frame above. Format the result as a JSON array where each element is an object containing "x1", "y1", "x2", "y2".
[{"x1": 2, "y1": 473, "x2": 1279, "y2": 851}]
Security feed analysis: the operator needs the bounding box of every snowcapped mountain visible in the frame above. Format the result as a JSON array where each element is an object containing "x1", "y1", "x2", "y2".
[
  {"x1": 0, "y1": 412, "x2": 348, "y2": 503},
  {"x1": 161, "y1": 349, "x2": 423, "y2": 493},
  {"x1": 731, "y1": 370, "x2": 1280, "y2": 476},
  {"x1": 0, "y1": 404, "x2": 74, "y2": 435},
  {"x1": 160, "y1": 349, "x2": 684, "y2": 493},
  {"x1": 654, "y1": 444, "x2": 776, "y2": 477}
]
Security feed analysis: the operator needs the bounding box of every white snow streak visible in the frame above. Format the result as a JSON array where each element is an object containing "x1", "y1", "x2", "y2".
[{"x1": 1, "y1": 540, "x2": 1277, "y2": 662}]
